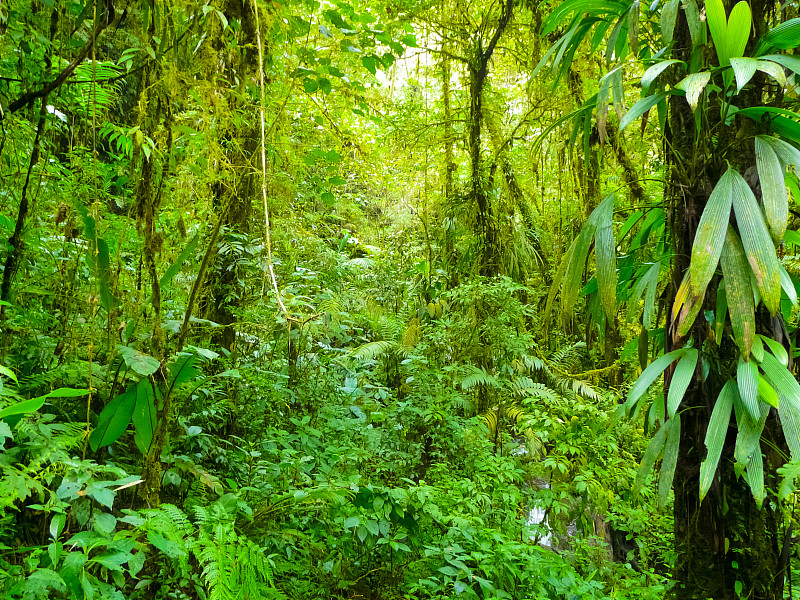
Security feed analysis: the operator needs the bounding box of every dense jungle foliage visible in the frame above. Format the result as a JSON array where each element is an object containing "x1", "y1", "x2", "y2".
[{"x1": 2, "y1": 0, "x2": 800, "y2": 597}]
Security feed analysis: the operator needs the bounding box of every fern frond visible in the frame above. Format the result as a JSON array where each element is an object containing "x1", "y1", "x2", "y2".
[
  {"x1": 461, "y1": 366, "x2": 500, "y2": 391},
  {"x1": 349, "y1": 340, "x2": 397, "y2": 361},
  {"x1": 510, "y1": 378, "x2": 557, "y2": 401}
]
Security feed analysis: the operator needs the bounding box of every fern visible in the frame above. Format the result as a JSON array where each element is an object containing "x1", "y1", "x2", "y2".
[{"x1": 461, "y1": 366, "x2": 500, "y2": 391}]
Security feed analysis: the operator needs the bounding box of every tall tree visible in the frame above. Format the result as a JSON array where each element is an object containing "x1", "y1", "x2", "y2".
[{"x1": 540, "y1": 0, "x2": 800, "y2": 596}]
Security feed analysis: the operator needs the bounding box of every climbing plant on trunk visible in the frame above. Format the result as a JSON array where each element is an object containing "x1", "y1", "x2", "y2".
[{"x1": 539, "y1": 0, "x2": 800, "y2": 597}]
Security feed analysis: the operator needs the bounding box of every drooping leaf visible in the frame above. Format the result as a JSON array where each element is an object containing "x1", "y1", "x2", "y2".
[
  {"x1": 627, "y1": 262, "x2": 660, "y2": 327},
  {"x1": 627, "y1": 1, "x2": 640, "y2": 56},
  {"x1": 659, "y1": 415, "x2": 681, "y2": 507},
  {"x1": 733, "y1": 398, "x2": 769, "y2": 465},
  {"x1": 676, "y1": 72, "x2": 710, "y2": 110},
  {"x1": 760, "y1": 334, "x2": 789, "y2": 368},
  {"x1": 682, "y1": 0, "x2": 705, "y2": 48},
  {"x1": 736, "y1": 356, "x2": 759, "y2": 420},
  {"x1": 673, "y1": 270, "x2": 705, "y2": 337},
  {"x1": 714, "y1": 282, "x2": 727, "y2": 342},
  {"x1": 593, "y1": 194, "x2": 617, "y2": 321},
  {"x1": 760, "y1": 54, "x2": 800, "y2": 78},
  {"x1": 660, "y1": 0, "x2": 679, "y2": 45},
  {"x1": 619, "y1": 91, "x2": 671, "y2": 131},
  {"x1": 746, "y1": 441, "x2": 765, "y2": 507},
  {"x1": 667, "y1": 349, "x2": 697, "y2": 417},
  {"x1": 634, "y1": 419, "x2": 668, "y2": 494},
  {"x1": 690, "y1": 168, "x2": 734, "y2": 297},
  {"x1": 132, "y1": 379, "x2": 156, "y2": 455},
  {"x1": 626, "y1": 348, "x2": 687, "y2": 410},
  {"x1": 779, "y1": 263, "x2": 798, "y2": 307},
  {"x1": 640, "y1": 59, "x2": 683, "y2": 94},
  {"x1": 699, "y1": 380, "x2": 736, "y2": 500},
  {"x1": 758, "y1": 375, "x2": 779, "y2": 409},
  {"x1": 720, "y1": 227, "x2": 755, "y2": 357},
  {"x1": 755, "y1": 136, "x2": 789, "y2": 243},
  {"x1": 89, "y1": 385, "x2": 137, "y2": 451},
  {"x1": 730, "y1": 168, "x2": 781, "y2": 314}
]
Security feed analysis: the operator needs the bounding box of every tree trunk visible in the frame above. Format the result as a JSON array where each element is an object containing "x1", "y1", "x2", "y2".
[{"x1": 667, "y1": 2, "x2": 783, "y2": 596}]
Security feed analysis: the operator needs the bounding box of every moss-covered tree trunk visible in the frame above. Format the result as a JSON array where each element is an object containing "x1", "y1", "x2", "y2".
[{"x1": 667, "y1": 1, "x2": 784, "y2": 596}]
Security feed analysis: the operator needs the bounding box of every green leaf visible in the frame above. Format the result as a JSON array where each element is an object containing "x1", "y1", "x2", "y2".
[
  {"x1": 755, "y1": 136, "x2": 789, "y2": 243},
  {"x1": 660, "y1": 0, "x2": 679, "y2": 45},
  {"x1": 619, "y1": 91, "x2": 671, "y2": 131},
  {"x1": 0, "y1": 396, "x2": 47, "y2": 421},
  {"x1": 682, "y1": 0, "x2": 705, "y2": 48},
  {"x1": 118, "y1": 345, "x2": 160, "y2": 377},
  {"x1": 676, "y1": 72, "x2": 710, "y2": 110},
  {"x1": 779, "y1": 263, "x2": 797, "y2": 307},
  {"x1": 746, "y1": 441, "x2": 765, "y2": 507},
  {"x1": 690, "y1": 169, "x2": 734, "y2": 297},
  {"x1": 729, "y1": 57, "x2": 757, "y2": 93},
  {"x1": 627, "y1": 262, "x2": 660, "y2": 327},
  {"x1": 714, "y1": 281, "x2": 727, "y2": 341},
  {"x1": 560, "y1": 217, "x2": 597, "y2": 316},
  {"x1": 720, "y1": 227, "x2": 755, "y2": 357},
  {"x1": 593, "y1": 194, "x2": 617, "y2": 321},
  {"x1": 737, "y1": 356, "x2": 759, "y2": 420},
  {"x1": 667, "y1": 349, "x2": 697, "y2": 417},
  {"x1": 147, "y1": 532, "x2": 186, "y2": 558},
  {"x1": 730, "y1": 168, "x2": 781, "y2": 314},
  {"x1": 626, "y1": 348, "x2": 687, "y2": 410},
  {"x1": 627, "y1": 1, "x2": 640, "y2": 56},
  {"x1": 361, "y1": 55, "x2": 377, "y2": 75},
  {"x1": 167, "y1": 353, "x2": 201, "y2": 395},
  {"x1": 89, "y1": 385, "x2": 137, "y2": 451},
  {"x1": 706, "y1": 0, "x2": 751, "y2": 66},
  {"x1": 761, "y1": 54, "x2": 800, "y2": 77},
  {"x1": 755, "y1": 18, "x2": 800, "y2": 55},
  {"x1": 132, "y1": 379, "x2": 156, "y2": 455},
  {"x1": 160, "y1": 234, "x2": 199, "y2": 289},
  {"x1": 634, "y1": 420, "x2": 668, "y2": 494},
  {"x1": 673, "y1": 270, "x2": 704, "y2": 337},
  {"x1": 700, "y1": 380, "x2": 736, "y2": 500},
  {"x1": 759, "y1": 334, "x2": 789, "y2": 368},
  {"x1": 640, "y1": 59, "x2": 683, "y2": 94},
  {"x1": 734, "y1": 397, "x2": 769, "y2": 465},
  {"x1": 758, "y1": 375, "x2": 779, "y2": 409},
  {"x1": 659, "y1": 415, "x2": 681, "y2": 508}
]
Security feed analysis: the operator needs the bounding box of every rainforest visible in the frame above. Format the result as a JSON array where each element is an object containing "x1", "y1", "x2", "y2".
[{"x1": 1, "y1": 0, "x2": 800, "y2": 598}]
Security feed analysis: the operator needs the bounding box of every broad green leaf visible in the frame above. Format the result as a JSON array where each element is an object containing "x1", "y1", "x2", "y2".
[
  {"x1": 89, "y1": 386, "x2": 137, "y2": 451},
  {"x1": 167, "y1": 353, "x2": 201, "y2": 395},
  {"x1": 673, "y1": 270, "x2": 704, "y2": 337},
  {"x1": 729, "y1": 57, "x2": 757, "y2": 93},
  {"x1": 758, "y1": 375, "x2": 779, "y2": 409},
  {"x1": 682, "y1": 0, "x2": 705, "y2": 48},
  {"x1": 640, "y1": 59, "x2": 683, "y2": 94},
  {"x1": 0, "y1": 365, "x2": 17, "y2": 383},
  {"x1": 714, "y1": 282, "x2": 727, "y2": 342},
  {"x1": 132, "y1": 379, "x2": 156, "y2": 455},
  {"x1": 737, "y1": 356, "x2": 759, "y2": 420},
  {"x1": 634, "y1": 420, "x2": 668, "y2": 494},
  {"x1": 627, "y1": 1, "x2": 640, "y2": 56},
  {"x1": 160, "y1": 234, "x2": 200, "y2": 289},
  {"x1": 720, "y1": 227, "x2": 755, "y2": 357},
  {"x1": 779, "y1": 263, "x2": 797, "y2": 307},
  {"x1": 626, "y1": 348, "x2": 687, "y2": 410},
  {"x1": 627, "y1": 262, "x2": 660, "y2": 327},
  {"x1": 593, "y1": 195, "x2": 617, "y2": 321},
  {"x1": 734, "y1": 398, "x2": 769, "y2": 465},
  {"x1": 667, "y1": 349, "x2": 697, "y2": 417},
  {"x1": 560, "y1": 218, "x2": 597, "y2": 317},
  {"x1": 755, "y1": 136, "x2": 788, "y2": 242},
  {"x1": 620, "y1": 91, "x2": 671, "y2": 131},
  {"x1": 690, "y1": 169, "x2": 734, "y2": 297},
  {"x1": 676, "y1": 72, "x2": 710, "y2": 110},
  {"x1": 760, "y1": 334, "x2": 788, "y2": 368},
  {"x1": 118, "y1": 345, "x2": 160, "y2": 377},
  {"x1": 0, "y1": 396, "x2": 47, "y2": 421},
  {"x1": 755, "y1": 18, "x2": 800, "y2": 55},
  {"x1": 761, "y1": 352, "x2": 800, "y2": 457},
  {"x1": 761, "y1": 136, "x2": 800, "y2": 174},
  {"x1": 746, "y1": 441, "x2": 765, "y2": 507},
  {"x1": 730, "y1": 169, "x2": 781, "y2": 314},
  {"x1": 659, "y1": 415, "x2": 681, "y2": 508},
  {"x1": 761, "y1": 54, "x2": 800, "y2": 77},
  {"x1": 660, "y1": 0, "x2": 679, "y2": 45},
  {"x1": 700, "y1": 380, "x2": 736, "y2": 500},
  {"x1": 706, "y1": 0, "x2": 751, "y2": 66}
]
